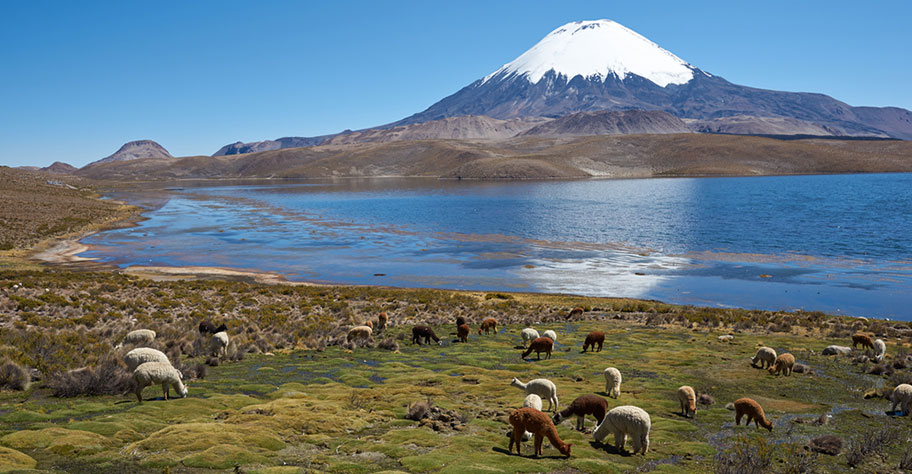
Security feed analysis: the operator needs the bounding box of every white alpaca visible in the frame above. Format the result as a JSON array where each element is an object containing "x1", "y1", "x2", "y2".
[
  {"x1": 873, "y1": 339, "x2": 886, "y2": 362},
  {"x1": 209, "y1": 331, "x2": 229, "y2": 358},
  {"x1": 542, "y1": 330, "x2": 557, "y2": 343},
  {"x1": 604, "y1": 367, "x2": 622, "y2": 399},
  {"x1": 133, "y1": 362, "x2": 187, "y2": 403},
  {"x1": 822, "y1": 345, "x2": 852, "y2": 356},
  {"x1": 892, "y1": 384, "x2": 912, "y2": 416},
  {"x1": 718, "y1": 335, "x2": 734, "y2": 342},
  {"x1": 510, "y1": 377, "x2": 558, "y2": 412},
  {"x1": 116, "y1": 329, "x2": 156, "y2": 349},
  {"x1": 347, "y1": 325, "x2": 373, "y2": 344},
  {"x1": 593, "y1": 405, "x2": 651, "y2": 455},
  {"x1": 523, "y1": 394, "x2": 543, "y2": 411},
  {"x1": 123, "y1": 347, "x2": 170, "y2": 372},
  {"x1": 750, "y1": 347, "x2": 777, "y2": 369},
  {"x1": 520, "y1": 328, "x2": 539, "y2": 348}
]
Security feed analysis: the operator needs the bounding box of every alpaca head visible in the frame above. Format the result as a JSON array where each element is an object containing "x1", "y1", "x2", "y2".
[
  {"x1": 178, "y1": 383, "x2": 188, "y2": 398},
  {"x1": 559, "y1": 443, "x2": 572, "y2": 457},
  {"x1": 511, "y1": 377, "x2": 521, "y2": 388},
  {"x1": 762, "y1": 418, "x2": 773, "y2": 432}
]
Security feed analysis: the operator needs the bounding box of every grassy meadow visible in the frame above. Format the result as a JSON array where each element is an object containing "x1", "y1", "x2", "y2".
[{"x1": 0, "y1": 269, "x2": 911, "y2": 473}]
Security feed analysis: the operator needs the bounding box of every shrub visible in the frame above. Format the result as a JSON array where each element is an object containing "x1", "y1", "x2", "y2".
[
  {"x1": 49, "y1": 356, "x2": 133, "y2": 397},
  {"x1": 845, "y1": 426, "x2": 897, "y2": 467},
  {"x1": 714, "y1": 436, "x2": 772, "y2": 474},
  {"x1": 780, "y1": 443, "x2": 818, "y2": 474},
  {"x1": 0, "y1": 359, "x2": 31, "y2": 391},
  {"x1": 406, "y1": 397, "x2": 433, "y2": 421},
  {"x1": 806, "y1": 435, "x2": 842, "y2": 456}
]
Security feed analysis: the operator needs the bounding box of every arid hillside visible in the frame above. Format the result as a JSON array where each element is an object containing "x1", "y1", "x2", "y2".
[{"x1": 77, "y1": 134, "x2": 912, "y2": 181}]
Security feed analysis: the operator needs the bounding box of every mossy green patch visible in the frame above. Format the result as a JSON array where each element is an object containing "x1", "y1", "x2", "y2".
[{"x1": 180, "y1": 444, "x2": 271, "y2": 469}]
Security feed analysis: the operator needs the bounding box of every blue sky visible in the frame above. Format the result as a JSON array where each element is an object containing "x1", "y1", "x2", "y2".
[{"x1": 1, "y1": 1, "x2": 910, "y2": 168}]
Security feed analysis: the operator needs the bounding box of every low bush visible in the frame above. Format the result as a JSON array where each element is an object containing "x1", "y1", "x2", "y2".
[
  {"x1": 0, "y1": 359, "x2": 31, "y2": 391},
  {"x1": 49, "y1": 356, "x2": 133, "y2": 397}
]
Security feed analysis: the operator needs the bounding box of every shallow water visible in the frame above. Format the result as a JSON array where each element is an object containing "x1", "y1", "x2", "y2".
[{"x1": 82, "y1": 174, "x2": 912, "y2": 319}]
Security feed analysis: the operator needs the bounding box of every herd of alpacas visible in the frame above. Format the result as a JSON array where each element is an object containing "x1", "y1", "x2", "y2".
[{"x1": 118, "y1": 308, "x2": 909, "y2": 460}]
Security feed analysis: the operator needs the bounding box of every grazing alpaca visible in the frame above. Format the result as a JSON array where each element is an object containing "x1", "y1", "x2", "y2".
[
  {"x1": 347, "y1": 325, "x2": 373, "y2": 345},
  {"x1": 123, "y1": 347, "x2": 170, "y2": 373},
  {"x1": 116, "y1": 329, "x2": 156, "y2": 349},
  {"x1": 457, "y1": 324, "x2": 470, "y2": 343},
  {"x1": 677, "y1": 386, "x2": 696, "y2": 418},
  {"x1": 583, "y1": 331, "x2": 605, "y2": 352},
  {"x1": 750, "y1": 347, "x2": 777, "y2": 369},
  {"x1": 734, "y1": 398, "x2": 773, "y2": 432},
  {"x1": 412, "y1": 325, "x2": 441, "y2": 345},
  {"x1": 511, "y1": 377, "x2": 559, "y2": 412},
  {"x1": 593, "y1": 405, "x2": 651, "y2": 455},
  {"x1": 508, "y1": 407, "x2": 572, "y2": 457},
  {"x1": 478, "y1": 318, "x2": 497, "y2": 335},
  {"x1": 198, "y1": 321, "x2": 227, "y2": 335},
  {"x1": 553, "y1": 394, "x2": 609, "y2": 431},
  {"x1": 542, "y1": 330, "x2": 557, "y2": 343},
  {"x1": 768, "y1": 353, "x2": 795, "y2": 376},
  {"x1": 133, "y1": 362, "x2": 187, "y2": 403},
  {"x1": 852, "y1": 333, "x2": 875, "y2": 350},
  {"x1": 604, "y1": 367, "x2": 622, "y2": 399},
  {"x1": 873, "y1": 339, "x2": 886, "y2": 362},
  {"x1": 522, "y1": 337, "x2": 553, "y2": 360},
  {"x1": 566, "y1": 307, "x2": 584, "y2": 320},
  {"x1": 377, "y1": 312, "x2": 388, "y2": 331},
  {"x1": 891, "y1": 384, "x2": 912, "y2": 416},
  {"x1": 209, "y1": 331, "x2": 229, "y2": 358},
  {"x1": 521, "y1": 328, "x2": 540, "y2": 348}
]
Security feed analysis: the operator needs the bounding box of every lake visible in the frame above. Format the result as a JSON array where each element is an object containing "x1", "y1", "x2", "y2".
[{"x1": 81, "y1": 174, "x2": 912, "y2": 319}]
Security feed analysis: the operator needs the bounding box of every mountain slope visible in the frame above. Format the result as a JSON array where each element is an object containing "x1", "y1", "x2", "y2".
[
  {"x1": 521, "y1": 110, "x2": 691, "y2": 137},
  {"x1": 323, "y1": 116, "x2": 549, "y2": 145},
  {"x1": 397, "y1": 20, "x2": 911, "y2": 139}
]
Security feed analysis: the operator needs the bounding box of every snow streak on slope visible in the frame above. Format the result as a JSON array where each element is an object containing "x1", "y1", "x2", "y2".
[{"x1": 482, "y1": 20, "x2": 694, "y2": 87}]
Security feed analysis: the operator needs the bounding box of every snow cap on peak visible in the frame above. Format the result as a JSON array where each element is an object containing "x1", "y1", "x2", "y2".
[{"x1": 483, "y1": 19, "x2": 694, "y2": 87}]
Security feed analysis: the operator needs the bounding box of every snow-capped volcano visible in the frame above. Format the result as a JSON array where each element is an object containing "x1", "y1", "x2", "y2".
[
  {"x1": 482, "y1": 20, "x2": 694, "y2": 88},
  {"x1": 392, "y1": 19, "x2": 912, "y2": 139}
]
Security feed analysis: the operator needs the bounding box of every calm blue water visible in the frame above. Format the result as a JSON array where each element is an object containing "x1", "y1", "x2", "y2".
[{"x1": 81, "y1": 174, "x2": 912, "y2": 319}]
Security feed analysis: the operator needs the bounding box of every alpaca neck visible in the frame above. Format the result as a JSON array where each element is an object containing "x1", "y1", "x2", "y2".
[
  {"x1": 543, "y1": 425, "x2": 567, "y2": 452},
  {"x1": 512, "y1": 380, "x2": 526, "y2": 390}
]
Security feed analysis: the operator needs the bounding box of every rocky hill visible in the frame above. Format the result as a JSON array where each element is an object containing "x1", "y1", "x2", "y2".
[{"x1": 89, "y1": 140, "x2": 173, "y2": 166}]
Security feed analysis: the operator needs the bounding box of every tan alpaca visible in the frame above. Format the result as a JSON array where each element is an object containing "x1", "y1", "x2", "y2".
[
  {"x1": 734, "y1": 398, "x2": 773, "y2": 432},
  {"x1": 768, "y1": 353, "x2": 795, "y2": 376},
  {"x1": 852, "y1": 333, "x2": 875, "y2": 350},
  {"x1": 566, "y1": 306, "x2": 584, "y2": 319},
  {"x1": 522, "y1": 337, "x2": 553, "y2": 360},
  {"x1": 457, "y1": 324, "x2": 470, "y2": 343},
  {"x1": 677, "y1": 386, "x2": 696, "y2": 418},
  {"x1": 509, "y1": 407, "x2": 572, "y2": 457},
  {"x1": 377, "y1": 312, "x2": 388, "y2": 331},
  {"x1": 478, "y1": 318, "x2": 497, "y2": 335}
]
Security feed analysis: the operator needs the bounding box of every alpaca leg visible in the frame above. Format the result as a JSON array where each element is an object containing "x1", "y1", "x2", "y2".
[
  {"x1": 576, "y1": 415, "x2": 584, "y2": 431},
  {"x1": 616, "y1": 431, "x2": 627, "y2": 451},
  {"x1": 510, "y1": 426, "x2": 523, "y2": 454},
  {"x1": 534, "y1": 433, "x2": 543, "y2": 457},
  {"x1": 551, "y1": 395, "x2": 558, "y2": 412},
  {"x1": 162, "y1": 382, "x2": 170, "y2": 400},
  {"x1": 892, "y1": 398, "x2": 899, "y2": 413},
  {"x1": 597, "y1": 341, "x2": 603, "y2": 352},
  {"x1": 135, "y1": 384, "x2": 144, "y2": 403},
  {"x1": 735, "y1": 411, "x2": 743, "y2": 425},
  {"x1": 641, "y1": 432, "x2": 649, "y2": 455},
  {"x1": 631, "y1": 433, "x2": 641, "y2": 454}
]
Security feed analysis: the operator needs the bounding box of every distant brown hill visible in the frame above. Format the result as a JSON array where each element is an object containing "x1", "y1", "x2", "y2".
[
  {"x1": 41, "y1": 161, "x2": 77, "y2": 174},
  {"x1": 76, "y1": 134, "x2": 912, "y2": 181},
  {"x1": 521, "y1": 110, "x2": 691, "y2": 137},
  {"x1": 89, "y1": 140, "x2": 173, "y2": 166}
]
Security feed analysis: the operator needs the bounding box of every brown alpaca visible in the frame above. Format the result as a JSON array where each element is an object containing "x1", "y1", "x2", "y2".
[
  {"x1": 457, "y1": 324, "x2": 470, "y2": 343},
  {"x1": 363, "y1": 320, "x2": 373, "y2": 330},
  {"x1": 377, "y1": 312, "x2": 388, "y2": 331},
  {"x1": 455, "y1": 316, "x2": 467, "y2": 327},
  {"x1": 412, "y1": 325, "x2": 440, "y2": 345},
  {"x1": 522, "y1": 337, "x2": 553, "y2": 360},
  {"x1": 552, "y1": 394, "x2": 609, "y2": 431},
  {"x1": 768, "y1": 353, "x2": 795, "y2": 376},
  {"x1": 566, "y1": 307, "x2": 584, "y2": 320},
  {"x1": 734, "y1": 398, "x2": 773, "y2": 432},
  {"x1": 852, "y1": 333, "x2": 875, "y2": 350},
  {"x1": 509, "y1": 407, "x2": 572, "y2": 457},
  {"x1": 478, "y1": 318, "x2": 497, "y2": 335},
  {"x1": 677, "y1": 386, "x2": 696, "y2": 418},
  {"x1": 582, "y1": 331, "x2": 605, "y2": 352}
]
